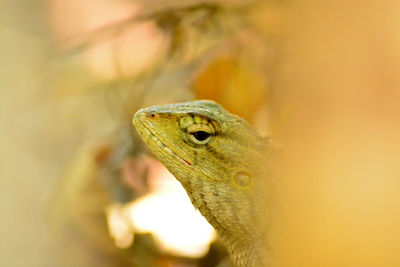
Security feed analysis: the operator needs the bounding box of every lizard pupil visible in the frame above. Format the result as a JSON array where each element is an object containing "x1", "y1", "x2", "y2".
[{"x1": 192, "y1": 131, "x2": 211, "y2": 141}]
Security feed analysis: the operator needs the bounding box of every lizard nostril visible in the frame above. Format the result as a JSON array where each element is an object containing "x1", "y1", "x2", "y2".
[{"x1": 150, "y1": 114, "x2": 155, "y2": 118}]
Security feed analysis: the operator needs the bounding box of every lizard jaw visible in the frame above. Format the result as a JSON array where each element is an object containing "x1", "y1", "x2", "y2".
[{"x1": 133, "y1": 111, "x2": 193, "y2": 167}]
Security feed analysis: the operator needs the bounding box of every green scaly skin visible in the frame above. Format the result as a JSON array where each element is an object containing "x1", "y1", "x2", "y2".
[{"x1": 133, "y1": 100, "x2": 274, "y2": 266}]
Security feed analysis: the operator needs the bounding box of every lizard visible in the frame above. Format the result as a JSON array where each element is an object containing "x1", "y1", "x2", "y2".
[{"x1": 133, "y1": 100, "x2": 275, "y2": 266}]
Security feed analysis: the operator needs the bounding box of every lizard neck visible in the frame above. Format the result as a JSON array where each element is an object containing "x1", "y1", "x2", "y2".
[
  {"x1": 180, "y1": 174, "x2": 270, "y2": 267},
  {"x1": 219, "y1": 230, "x2": 269, "y2": 267}
]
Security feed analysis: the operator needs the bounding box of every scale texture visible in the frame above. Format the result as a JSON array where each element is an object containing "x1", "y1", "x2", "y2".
[{"x1": 133, "y1": 100, "x2": 275, "y2": 266}]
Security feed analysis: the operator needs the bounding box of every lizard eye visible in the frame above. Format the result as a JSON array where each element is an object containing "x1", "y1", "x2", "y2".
[
  {"x1": 187, "y1": 127, "x2": 213, "y2": 145},
  {"x1": 183, "y1": 116, "x2": 215, "y2": 146},
  {"x1": 191, "y1": 131, "x2": 211, "y2": 143}
]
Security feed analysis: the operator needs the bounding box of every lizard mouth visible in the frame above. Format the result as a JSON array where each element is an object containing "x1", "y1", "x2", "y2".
[{"x1": 133, "y1": 113, "x2": 192, "y2": 167}]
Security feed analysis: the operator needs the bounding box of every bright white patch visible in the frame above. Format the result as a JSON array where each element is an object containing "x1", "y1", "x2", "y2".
[
  {"x1": 107, "y1": 166, "x2": 216, "y2": 257},
  {"x1": 106, "y1": 205, "x2": 134, "y2": 248},
  {"x1": 128, "y1": 168, "x2": 216, "y2": 257}
]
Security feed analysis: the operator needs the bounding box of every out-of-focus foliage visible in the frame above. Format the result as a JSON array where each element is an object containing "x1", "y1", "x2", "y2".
[{"x1": 50, "y1": 0, "x2": 281, "y2": 119}]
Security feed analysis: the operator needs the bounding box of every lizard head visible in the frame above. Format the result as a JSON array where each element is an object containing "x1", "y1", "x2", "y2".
[{"x1": 133, "y1": 100, "x2": 272, "y2": 251}]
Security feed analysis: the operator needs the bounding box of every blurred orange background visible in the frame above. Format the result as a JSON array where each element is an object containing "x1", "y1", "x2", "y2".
[{"x1": 1, "y1": 1, "x2": 400, "y2": 266}]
